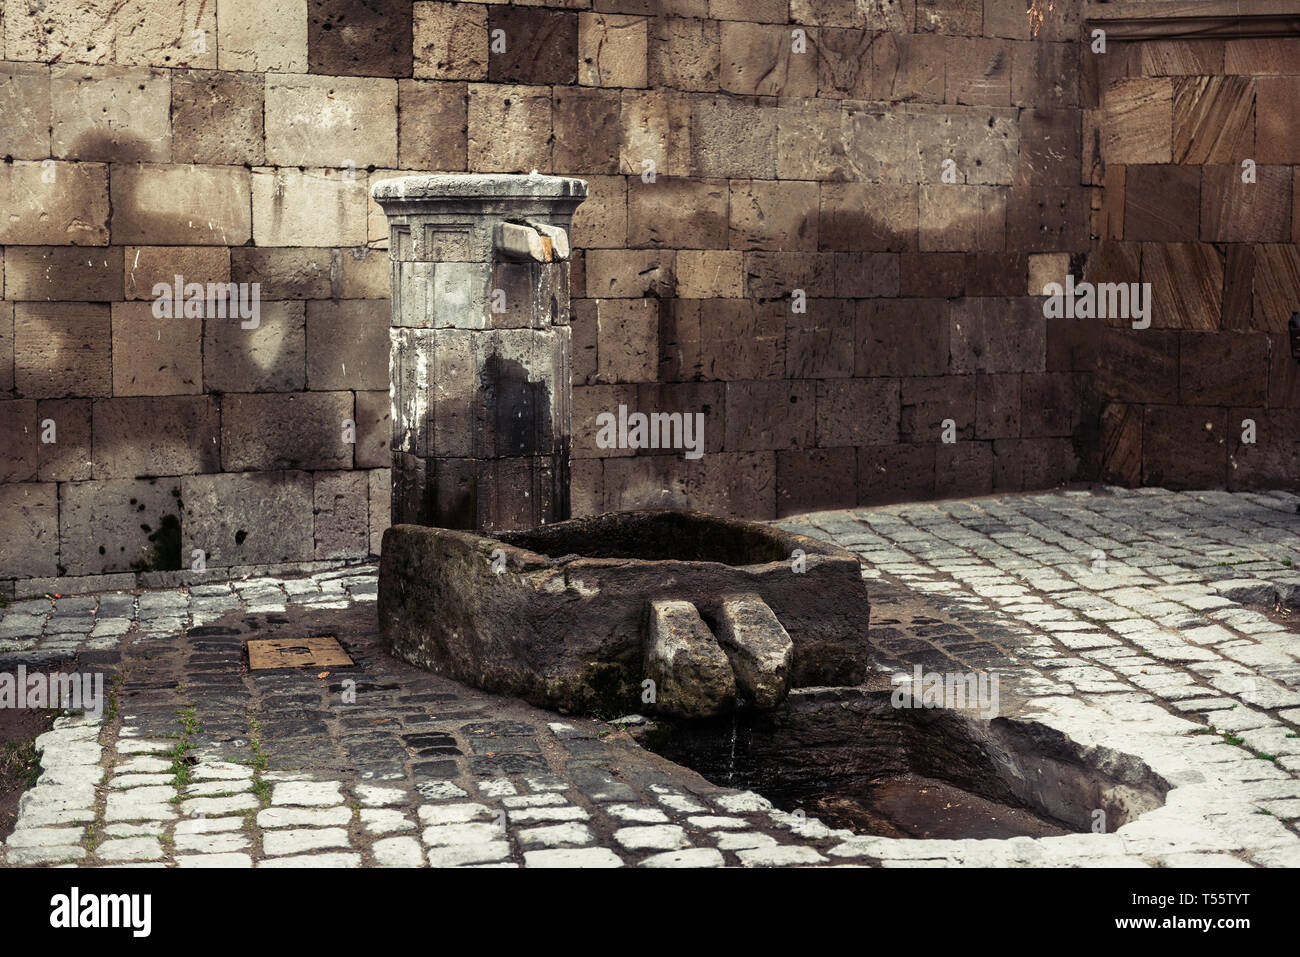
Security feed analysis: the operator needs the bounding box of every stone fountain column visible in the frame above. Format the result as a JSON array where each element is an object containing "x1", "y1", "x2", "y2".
[{"x1": 371, "y1": 174, "x2": 587, "y2": 532}]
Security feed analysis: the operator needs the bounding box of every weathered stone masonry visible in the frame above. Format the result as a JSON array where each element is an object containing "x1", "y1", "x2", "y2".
[{"x1": 0, "y1": 0, "x2": 1297, "y2": 593}]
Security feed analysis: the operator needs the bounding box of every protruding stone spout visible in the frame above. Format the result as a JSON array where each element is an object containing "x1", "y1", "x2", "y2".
[{"x1": 644, "y1": 594, "x2": 795, "y2": 718}]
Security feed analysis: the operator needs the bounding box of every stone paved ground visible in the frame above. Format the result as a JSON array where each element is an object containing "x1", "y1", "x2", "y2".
[{"x1": 3, "y1": 487, "x2": 1300, "y2": 868}]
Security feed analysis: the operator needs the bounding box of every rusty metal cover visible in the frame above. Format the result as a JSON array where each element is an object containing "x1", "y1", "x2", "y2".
[{"x1": 247, "y1": 637, "x2": 354, "y2": 670}]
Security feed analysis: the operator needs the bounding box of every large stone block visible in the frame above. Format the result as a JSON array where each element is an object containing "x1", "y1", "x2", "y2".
[
  {"x1": 114, "y1": 0, "x2": 218, "y2": 68},
  {"x1": 816, "y1": 379, "x2": 901, "y2": 447},
  {"x1": 5, "y1": 247, "x2": 122, "y2": 302},
  {"x1": 1124, "y1": 164, "x2": 1199, "y2": 242},
  {"x1": 579, "y1": 12, "x2": 647, "y2": 88},
  {"x1": 946, "y1": 36, "x2": 1011, "y2": 106},
  {"x1": 1256, "y1": 75, "x2": 1300, "y2": 164},
  {"x1": 935, "y1": 441, "x2": 995, "y2": 497},
  {"x1": 691, "y1": 95, "x2": 778, "y2": 179},
  {"x1": 59, "y1": 478, "x2": 182, "y2": 575},
  {"x1": 699, "y1": 300, "x2": 784, "y2": 380},
  {"x1": 1020, "y1": 372, "x2": 1081, "y2": 437},
  {"x1": 369, "y1": 468, "x2": 390, "y2": 555},
  {"x1": 1253, "y1": 244, "x2": 1300, "y2": 333},
  {"x1": 37, "y1": 398, "x2": 92, "y2": 482},
  {"x1": 250, "y1": 167, "x2": 368, "y2": 246},
  {"x1": 1180, "y1": 333, "x2": 1268, "y2": 407},
  {"x1": 777, "y1": 97, "x2": 851, "y2": 180},
  {"x1": 1141, "y1": 241, "x2": 1223, "y2": 330},
  {"x1": 676, "y1": 250, "x2": 743, "y2": 299},
  {"x1": 466, "y1": 84, "x2": 552, "y2": 173},
  {"x1": 399, "y1": 79, "x2": 468, "y2": 170},
  {"x1": 976, "y1": 372, "x2": 1020, "y2": 439},
  {"x1": 856, "y1": 298, "x2": 949, "y2": 377},
  {"x1": 182, "y1": 471, "x2": 314, "y2": 566},
  {"x1": 92, "y1": 396, "x2": 220, "y2": 478},
  {"x1": 649, "y1": 16, "x2": 718, "y2": 91},
  {"x1": 218, "y1": 0, "x2": 308, "y2": 72},
  {"x1": 1006, "y1": 184, "x2": 1088, "y2": 253},
  {"x1": 0, "y1": 63, "x2": 51, "y2": 159},
  {"x1": 229, "y1": 248, "x2": 331, "y2": 300},
  {"x1": 719, "y1": 21, "x2": 817, "y2": 97},
  {"x1": 265, "y1": 74, "x2": 398, "y2": 168},
  {"x1": 569, "y1": 175, "x2": 626, "y2": 250},
  {"x1": 50, "y1": 65, "x2": 170, "y2": 162},
  {"x1": 551, "y1": 87, "x2": 621, "y2": 174},
  {"x1": 1201, "y1": 164, "x2": 1292, "y2": 243},
  {"x1": 413, "y1": 0, "x2": 488, "y2": 80},
  {"x1": 14, "y1": 304, "x2": 111, "y2": 399},
  {"x1": 585, "y1": 249, "x2": 672, "y2": 300},
  {"x1": 308, "y1": 0, "x2": 413, "y2": 77},
  {"x1": 486, "y1": 6, "x2": 578, "y2": 85},
  {"x1": 819, "y1": 183, "x2": 917, "y2": 252},
  {"x1": 306, "y1": 299, "x2": 389, "y2": 390},
  {"x1": 1011, "y1": 39, "x2": 1077, "y2": 110},
  {"x1": 816, "y1": 27, "x2": 875, "y2": 98},
  {"x1": 1173, "y1": 75, "x2": 1253, "y2": 165},
  {"x1": 0, "y1": 162, "x2": 109, "y2": 246},
  {"x1": 618, "y1": 89, "x2": 669, "y2": 176},
  {"x1": 900, "y1": 375, "x2": 976, "y2": 442},
  {"x1": 202, "y1": 301, "x2": 306, "y2": 393},
  {"x1": 0, "y1": 303, "x2": 14, "y2": 394},
  {"x1": 949, "y1": 297, "x2": 1045, "y2": 375},
  {"x1": 0, "y1": 484, "x2": 58, "y2": 580},
  {"x1": 784, "y1": 300, "x2": 853, "y2": 379},
  {"x1": 775, "y1": 446, "x2": 856, "y2": 516},
  {"x1": 730, "y1": 181, "x2": 819, "y2": 252},
  {"x1": 112, "y1": 164, "x2": 251, "y2": 246},
  {"x1": 110, "y1": 301, "x2": 202, "y2": 396},
  {"x1": 171, "y1": 70, "x2": 265, "y2": 166},
  {"x1": 919, "y1": 185, "x2": 1006, "y2": 252},
  {"x1": 871, "y1": 32, "x2": 945, "y2": 102},
  {"x1": 0, "y1": 400, "x2": 39, "y2": 483},
  {"x1": 1099, "y1": 78, "x2": 1172, "y2": 164},
  {"x1": 858, "y1": 442, "x2": 935, "y2": 503},
  {"x1": 3, "y1": 0, "x2": 115, "y2": 65},
  {"x1": 596, "y1": 299, "x2": 659, "y2": 383},
  {"x1": 1142, "y1": 406, "x2": 1226, "y2": 489},
  {"x1": 313, "y1": 470, "x2": 369, "y2": 560},
  {"x1": 627, "y1": 178, "x2": 727, "y2": 249},
  {"x1": 355, "y1": 390, "x2": 390, "y2": 469},
  {"x1": 124, "y1": 246, "x2": 230, "y2": 300},
  {"x1": 724, "y1": 380, "x2": 815, "y2": 451},
  {"x1": 221, "y1": 392, "x2": 355, "y2": 471}
]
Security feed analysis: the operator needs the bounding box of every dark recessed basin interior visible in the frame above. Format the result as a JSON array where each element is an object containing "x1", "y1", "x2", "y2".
[{"x1": 496, "y1": 510, "x2": 793, "y2": 565}]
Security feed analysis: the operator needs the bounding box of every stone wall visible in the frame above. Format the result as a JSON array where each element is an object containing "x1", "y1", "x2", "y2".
[
  {"x1": 0, "y1": 0, "x2": 1295, "y2": 592},
  {"x1": 1071, "y1": 26, "x2": 1300, "y2": 491}
]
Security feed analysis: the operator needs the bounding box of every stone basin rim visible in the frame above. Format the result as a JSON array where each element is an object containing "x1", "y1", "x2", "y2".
[
  {"x1": 391, "y1": 508, "x2": 857, "y2": 570},
  {"x1": 371, "y1": 173, "x2": 589, "y2": 203}
]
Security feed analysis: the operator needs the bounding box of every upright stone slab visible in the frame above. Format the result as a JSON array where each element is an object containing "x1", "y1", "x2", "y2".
[{"x1": 371, "y1": 174, "x2": 587, "y2": 531}]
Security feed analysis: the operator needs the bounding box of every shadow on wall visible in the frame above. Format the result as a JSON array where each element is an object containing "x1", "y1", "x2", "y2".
[
  {"x1": 8, "y1": 130, "x2": 323, "y2": 576},
  {"x1": 584, "y1": 199, "x2": 1094, "y2": 520}
]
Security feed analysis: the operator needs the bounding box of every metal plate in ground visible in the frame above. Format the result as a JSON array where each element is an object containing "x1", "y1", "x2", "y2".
[{"x1": 247, "y1": 637, "x2": 354, "y2": 670}]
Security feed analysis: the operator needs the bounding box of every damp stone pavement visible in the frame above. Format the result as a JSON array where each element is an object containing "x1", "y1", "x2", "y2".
[{"x1": 3, "y1": 487, "x2": 1300, "y2": 868}]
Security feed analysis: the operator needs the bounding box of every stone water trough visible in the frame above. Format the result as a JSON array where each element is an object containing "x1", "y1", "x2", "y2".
[
  {"x1": 378, "y1": 509, "x2": 872, "y2": 717},
  {"x1": 371, "y1": 173, "x2": 872, "y2": 720}
]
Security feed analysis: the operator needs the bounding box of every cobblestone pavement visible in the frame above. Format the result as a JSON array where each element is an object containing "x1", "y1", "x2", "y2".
[{"x1": 4, "y1": 487, "x2": 1300, "y2": 868}]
